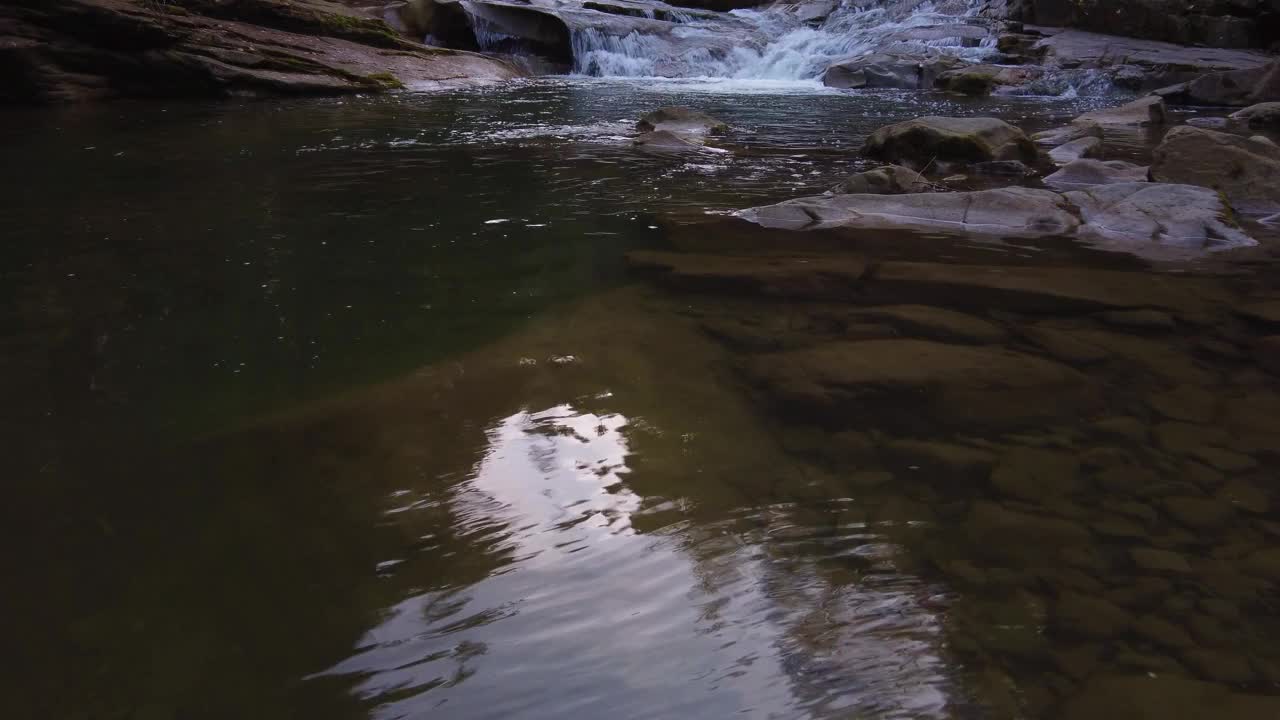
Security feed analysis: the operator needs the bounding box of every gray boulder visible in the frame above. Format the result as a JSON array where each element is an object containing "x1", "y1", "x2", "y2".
[
  {"x1": 831, "y1": 165, "x2": 931, "y2": 195},
  {"x1": 863, "y1": 116, "x2": 1038, "y2": 168},
  {"x1": 634, "y1": 130, "x2": 706, "y2": 154},
  {"x1": 1033, "y1": 121, "x2": 1103, "y2": 148},
  {"x1": 1048, "y1": 136, "x2": 1103, "y2": 164},
  {"x1": 1230, "y1": 102, "x2": 1280, "y2": 128},
  {"x1": 1151, "y1": 125, "x2": 1280, "y2": 214},
  {"x1": 1044, "y1": 159, "x2": 1148, "y2": 190},
  {"x1": 935, "y1": 64, "x2": 1043, "y2": 96},
  {"x1": 822, "y1": 51, "x2": 962, "y2": 90},
  {"x1": 1074, "y1": 96, "x2": 1168, "y2": 127},
  {"x1": 1155, "y1": 60, "x2": 1280, "y2": 107},
  {"x1": 1064, "y1": 182, "x2": 1256, "y2": 257},
  {"x1": 637, "y1": 107, "x2": 728, "y2": 136}
]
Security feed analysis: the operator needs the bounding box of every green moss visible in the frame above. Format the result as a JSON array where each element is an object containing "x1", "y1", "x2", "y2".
[{"x1": 363, "y1": 72, "x2": 404, "y2": 90}]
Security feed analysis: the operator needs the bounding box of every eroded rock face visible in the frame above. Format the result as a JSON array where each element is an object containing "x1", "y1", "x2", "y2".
[
  {"x1": 746, "y1": 339, "x2": 1099, "y2": 430},
  {"x1": 822, "y1": 51, "x2": 962, "y2": 90},
  {"x1": 863, "y1": 116, "x2": 1038, "y2": 167},
  {"x1": 0, "y1": 0, "x2": 522, "y2": 102},
  {"x1": 1151, "y1": 125, "x2": 1280, "y2": 214}
]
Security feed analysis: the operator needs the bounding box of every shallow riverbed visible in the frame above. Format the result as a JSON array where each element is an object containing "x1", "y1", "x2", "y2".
[{"x1": 4, "y1": 79, "x2": 1280, "y2": 719}]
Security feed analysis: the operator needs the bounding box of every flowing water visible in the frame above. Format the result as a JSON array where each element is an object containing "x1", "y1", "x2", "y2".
[{"x1": 4, "y1": 54, "x2": 1280, "y2": 720}]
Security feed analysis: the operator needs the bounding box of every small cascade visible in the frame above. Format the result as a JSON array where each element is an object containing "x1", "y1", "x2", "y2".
[{"x1": 565, "y1": 0, "x2": 1001, "y2": 80}]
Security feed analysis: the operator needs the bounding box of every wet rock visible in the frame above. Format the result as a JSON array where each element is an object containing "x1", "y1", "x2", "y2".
[
  {"x1": 1063, "y1": 673, "x2": 1280, "y2": 720},
  {"x1": 1074, "y1": 96, "x2": 1168, "y2": 127},
  {"x1": 862, "y1": 116, "x2": 1038, "y2": 167},
  {"x1": 967, "y1": 500, "x2": 1091, "y2": 549},
  {"x1": 1033, "y1": 121, "x2": 1103, "y2": 148},
  {"x1": 1131, "y1": 547, "x2": 1193, "y2": 574},
  {"x1": 1048, "y1": 136, "x2": 1104, "y2": 165},
  {"x1": 1099, "y1": 309, "x2": 1175, "y2": 331},
  {"x1": 1230, "y1": 102, "x2": 1280, "y2": 128},
  {"x1": 850, "y1": 305, "x2": 1007, "y2": 344},
  {"x1": 990, "y1": 447, "x2": 1081, "y2": 502},
  {"x1": 1134, "y1": 614, "x2": 1196, "y2": 649},
  {"x1": 1022, "y1": 326, "x2": 1111, "y2": 365},
  {"x1": 821, "y1": 51, "x2": 962, "y2": 90},
  {"x1": 740, "y1": 187, "x2": 1079, "y2": 236},
  {"x1": 1186, "y1": 117, "x2": 1232, "y2": 129},
  {"x1": 882, "y1": 438, "x2": 997, "y2": 480},
  {"x1": 1241, "y1": 547, "x2": 1280, "y2": 581},
  {"x1": 636, "y1": 107, "x2": 728, "y2": 136},
  {"x1": 1254, "y1": 336, "x2": 1280, "y2": 375},
  {"x1": 969, "y1": 160, "x2": 1033, "y2": 177},
  {"x1": 1218, "y1": 479, "x2": 1269, "y2": 514},
  {"x1": 1032, "y1": 28, "x2": 1271, "y2": 78},
  {"x1": 1042, "y1": 160, "x2": 1149, "y2": 190},
  {"x1": 1189, "y1": 445, "x2": 1258, "y2": 473},
  {"x1": 1094, "y1": 416, "x2": 1147, "y2": 442},
  {"x1": 1151, "y1": 126, "x2": 1280, "y2": 214},
  {"x1": 1181, "y1": 648, "x2": 1257, "y2": 685},
  {"x1": 830, "y1": 165, "x2": 931, "y2": 195},
  {"x1": 1237, "y1": 300, "x2": 1280, "y2": 327},
  {"x1": 747, "y1": 339, "x2": 1099, "y2": 430},
  {"x1": 634, "y1": 130, "x2": 709, "y2": 154},
  {"x1": 1055, "y1": 592, "x2": 1133, "y2": 640},
  {"x1": 1146, "y1": 384, "x2": 1217, "y2": 423},
  {"x1": 1163, "y1": 496, "x2": 1235, "y2": 530},
  {"x1": 846, "y1": 470, "x2": 894, "y2": 489},
  {"x1": 1155, "y1": 60, "x2": 1280, "y2": 107},
  {"x1": 935, "y1": 64, "x2": 1042, "y2": 95},
  {"x1": 0, "y1": 0, "x2": 524, "y2": 103},
  {"x1": 1063, "y1": 182, "x2": 1254, "y2": 257}
]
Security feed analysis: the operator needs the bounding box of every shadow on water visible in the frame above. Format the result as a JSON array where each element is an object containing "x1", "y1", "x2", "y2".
[{"x1": 4, "y1": 80, "x2": 1280, "y2": 719}]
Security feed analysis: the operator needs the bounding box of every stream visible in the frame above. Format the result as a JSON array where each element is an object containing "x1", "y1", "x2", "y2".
[{"x1": 4, "y1": 8, "x2": 1280, "y2": 720}]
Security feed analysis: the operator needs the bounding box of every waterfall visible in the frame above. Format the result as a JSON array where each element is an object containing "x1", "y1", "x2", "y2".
[{"x1": 565, "y1": 0, "x2": 998, "y2": 80}]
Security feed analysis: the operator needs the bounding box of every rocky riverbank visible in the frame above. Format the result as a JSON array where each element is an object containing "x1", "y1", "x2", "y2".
[{"x1": 0, "y1": 0, "x2": 521, "y2": 102}]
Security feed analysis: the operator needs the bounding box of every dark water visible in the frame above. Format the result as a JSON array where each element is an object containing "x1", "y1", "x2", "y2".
[{"x1": 5, "y1": 79, "x2": 1279, "y2": 719}]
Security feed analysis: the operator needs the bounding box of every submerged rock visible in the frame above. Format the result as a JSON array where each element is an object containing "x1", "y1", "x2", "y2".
[
  {"x1": 821, "y1": 51, "x2": 962, "y2": 90},
  {"x1": 747, "y1": 339, "x2": 1099, "y2": 429},
  {"x1": 1062, "y1": 674, "x2": 1280, "y2": 720},
  {"x1": 862, "y1": 116, "x2": 1038, "y2": 167},
  {"x1": 1151, "y1": 125, "x2": 1280, "y2": 214},
  {"x1": 831, "y1": 165, "x2": 932, "y2": 195},
  {"x1": 849, "y1": 305, "x2": 1007, "y2": 344},
  {"x1": 990, "y1": 447, "x2": 1081, "y2": 502},
  {"x1": 1048, "y1": 136, "x2": 1103, "y2": 165},
  {"x1": 636, "y1": 107, "x2": 728, "y2": 136},
  {"x1": 633, "y1": 129, "x2": 707, "y2": 154},
  {"x1": 1043, "y1": 159, "x2": 1148, "y2": 190}
]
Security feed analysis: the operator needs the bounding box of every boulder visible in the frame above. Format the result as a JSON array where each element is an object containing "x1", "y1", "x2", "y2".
[
  {"x1": 862, "y1": 116, "x2": 1038, "y2": 167},
  {"x1": 1061, "y1": 674, "x2": 1280, "y2": 720},
  {"x1": 1048, "y1": 136, "x2": 1103, "y2": 164},
  {"x1": 1230, "y1": 102, "x2": 1280, "y2": 128},
  {"x1": 1043, "y1": 159, "x2": 1149, "y2": 189},
  {"x1": 1064, "y1": 182, "x2": 1256, "y2": 257},
  {"x1": 633, "y1": 130, "x2": 706, "y2": 154},
  {"x1": 1156, "y1": 60, "x2": 1280, "y2": 106},
  {"x1": 831, "y1": 165, "x2": 931, "y2": 195},
  {"x1": 1074, "y1": 96, "x2": 1168, "y2": 127},
  {"x1": 1033, "y1": 121, "x2": 1103, "y2": 148},
  {"x1": 935, "y1": 64, "x2": 1043, "y2": 95},
  {"x1": 636, "y1": 107, "x2": 728, "y2": 136},
  {"x1": 822, "y1": 51, "x2": 963, "y2": 90},
  {"x1": 738, "y1": 187, "x2": 1080, "y2": 236},
  {"x1": 1151, "y1": 125, "x2": 1280, "y2": 214},
  {"x1": 746, "y1": 339, "x2": 1099, "y2": 429}
]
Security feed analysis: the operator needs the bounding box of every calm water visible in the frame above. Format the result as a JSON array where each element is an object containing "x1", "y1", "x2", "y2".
[{"x1": 5, "y1": 79, "x2": 1279, "y2": 719}]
